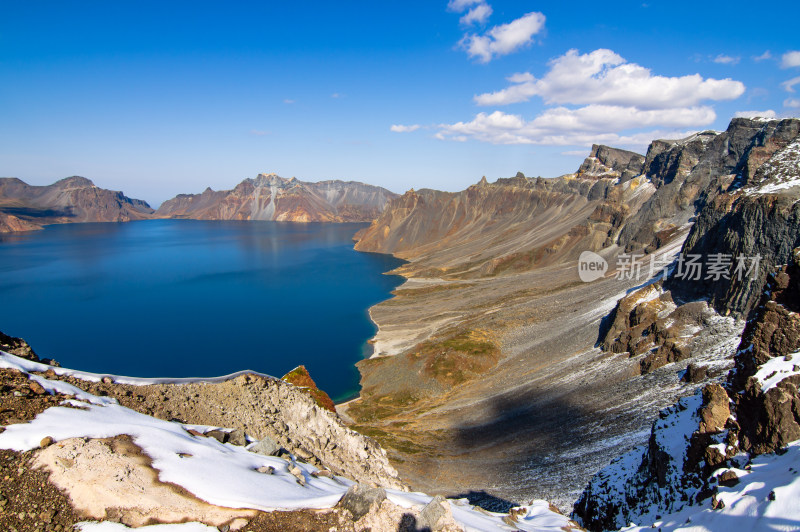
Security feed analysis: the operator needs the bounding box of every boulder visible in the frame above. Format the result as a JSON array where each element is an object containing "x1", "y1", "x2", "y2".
[
  {"x1": 336, "y1": 484, "x2": 387, "y2": 521},
  {"x1": 249, "y1": 436, "x2": 281, "y2": 457}
]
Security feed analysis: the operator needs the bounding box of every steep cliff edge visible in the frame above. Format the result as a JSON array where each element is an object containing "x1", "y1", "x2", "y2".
[
  {"x1": 157, "y1": 173, "x2": 397, "y2": 223},
  {"x1": 574, "y1": 249, "x2": 800, "y2": 531},
  {"x1": 0, "y1": 176, "x2": 154, "y2": 232}
]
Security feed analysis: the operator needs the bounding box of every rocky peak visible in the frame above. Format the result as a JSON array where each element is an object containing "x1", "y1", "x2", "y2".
[
  {"x1": 618, "y1": 117, "x2": 800, "y2": 252},
  {"x1": 56, "y1": 176, "x2": 95, "y2": 188},
  {"x1": 578, "y1": 144, "x2": 645, "y2": 181},
  {"x1": 252, "y1": 173, "x2": 289, "y2": 188}
]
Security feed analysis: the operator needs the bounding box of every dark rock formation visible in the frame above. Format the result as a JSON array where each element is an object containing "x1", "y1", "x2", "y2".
[
  {"x1": 668, "y1": 135, "x2": 800, "y2": 316},
  {"x1": 575, "y1": 248, "x2": 800, "y2": 530},
  {"x1": 617, "y1": 118, "x2": 800, "y2": 252},
  {"x1": 577, "y1": 144, "x2": 645, "y2": 181},
  {"x1": 0, "y1": 330, "x2": 39, "y2": 361},
  {"x1": 729, "y1": 249, "x2": 800, "y2": 454},
  {"x1": 156, "y1": 174, "x2": 396, "y2": 223},
  {"x1": 0, "y1": 176, "x2": 154, "y2": 232}
]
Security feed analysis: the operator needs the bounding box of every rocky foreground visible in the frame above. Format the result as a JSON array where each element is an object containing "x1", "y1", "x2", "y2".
[
  {"x1": 574, "y1": 249, "x2": 800, "y2": 531},
  {"x1": 0, "y1": 338, "x2": 578, "y2": 531}
]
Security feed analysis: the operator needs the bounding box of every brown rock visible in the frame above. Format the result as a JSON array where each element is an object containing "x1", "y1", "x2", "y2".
[
  {"x1": 683, "y1": 363, "x2": 709, "y2": 383},
  {"x1": 40, "y1": 437, "x2": 54, "y2": 449},
  {"x1": 698, "y1": 384, "x2": 731, "y2": 434},
  {"x1": 717, "y1": 470, "x2": 739, "y2": 487},
  {"x1": 28, "y1": 381, "x2": 47, "y2": 395}
]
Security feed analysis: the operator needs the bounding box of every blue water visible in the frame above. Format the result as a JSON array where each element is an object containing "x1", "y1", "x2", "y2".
[{"x1": 0, "y1": 220, "x2": 404, "y2": 401}]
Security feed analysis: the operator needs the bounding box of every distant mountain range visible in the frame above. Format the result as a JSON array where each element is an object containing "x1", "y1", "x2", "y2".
[
  {"x1": 0, "y1": 176, "x2": 154, "y2": 232},
  {"x1": 0, "y1": 174, "x2": 398, "y2": 232},
  {"x1": 155, "y1": 173, "x2": 397, "y2": 223}
]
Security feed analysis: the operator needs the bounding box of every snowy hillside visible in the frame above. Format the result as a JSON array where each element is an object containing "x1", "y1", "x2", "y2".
[{"x1": 0, "y1": 351, "x2": 577, "y2": 532}]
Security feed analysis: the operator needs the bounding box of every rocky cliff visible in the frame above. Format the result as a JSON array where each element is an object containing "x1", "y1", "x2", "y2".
[
  {"x1": 353, "y1": 170, "x2": 655, "y2": 278},
  {"x1": 574, "y1": 249, "x2": 800, "y2": 531},
  {"x1": 156, "y1": 173, "x2": 397, "y2": 223},
  {"x1": 0, "y1": 176, "x2": 154, "y2": 232},
  {"x1": 667, "y1": 132, "x2": 800, "y2": 316},
  {"x1": 356, "y1": 118, "x2": 799, "y2": 281}
]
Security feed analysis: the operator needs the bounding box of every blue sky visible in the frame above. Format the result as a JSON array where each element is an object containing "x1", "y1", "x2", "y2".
[{"x1": 2, "y1": 1, "x2": 799, "y2": 206}]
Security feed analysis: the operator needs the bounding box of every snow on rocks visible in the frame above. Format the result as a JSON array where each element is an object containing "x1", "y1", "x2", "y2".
[
  {"x1": 753, "y1": 351, "x2": 800, "y2": 393},
  {"x1": 573, "y1": 393, "x2": 706, "y2": 531},
  {"x1": 77, "y1": 524, "x2": 219, "y2": 532},
  {"x1": 0, "y1": 351, "x2": 576, "y2": 531},
  {"x1": 744, "y1": 137, "x2": 800, "y2": 197},
  {"x1": 620, "y1": 440, "x2": 800, "y2": 532}
]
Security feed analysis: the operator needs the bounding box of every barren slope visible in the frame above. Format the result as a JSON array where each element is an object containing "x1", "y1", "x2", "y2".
[{"x1": 343, "y1": 117, "x2": 800, "y2": 511}]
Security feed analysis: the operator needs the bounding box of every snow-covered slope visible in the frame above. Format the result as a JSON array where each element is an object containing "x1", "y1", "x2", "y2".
[
  {"x1": 0, "y1": 351, "x2": 577, "y2": 531},
  {"x1": 620, "y1": 440, "x2": 800, "y2": 532},
  {"x1": 574, "y1": 250, "x2": 800, "y2": 532}
]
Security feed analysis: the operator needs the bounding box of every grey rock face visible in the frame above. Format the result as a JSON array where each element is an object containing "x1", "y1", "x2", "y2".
[
  {"x1": 578, "y1": 144, "x2": 645, "y2": 181},
  {"x1": 666, "y1": 131, "x2": 800, "y2": 317},
  {"x1": 336, "y1": 484, "x2": 388, "y2": 521},
  {"x1": 618, "y1": 118, "x2": 800, "y2": 252},
  {"x1": 419, "y1": 494, "x2": 450, "y2": 531}
]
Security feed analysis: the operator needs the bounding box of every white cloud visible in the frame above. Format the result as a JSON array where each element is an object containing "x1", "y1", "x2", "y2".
[
  {"x1": 460, "y1": 3, "x2": 492, "y2": 25},
  {"x1": 785, "y1": 98, "x2": 800, "y2": 109},
  {"x1": 460, "y1": 12, "x2": 546, "y2": 63},
  {"x1": 734, "y1": 110, "x2": 777, "y2": 119},
  {"x1": 390, "y1": 124, "x2": 421, "y2": 133},
  {"x1": 781, "y1": 51, "x2": 800, "y2": 69},
  {"x1": 435, "y1": 106, "x2": 714, "y2": 147},
  {"x1": 782, "y1": 76, "x2": 800, "y2": 93},
  {"x1": 713, "y1": 54, "x2": 740, "y2": 65},
  {"x1": 283, "y1": 99, "x2": 295, "y2": 104},
  {"x1": 447, "y1": 0, "x2": 482, "y2": 11},
  {"x1": 331, "y1": 93, "x2": 342, "y2": 99},
  {"x1": 474, "y1": 49, "x2": 745, "y2": 108},
  {"x1": 753, "y1": 51, "x2": 772, "y2": 62}
]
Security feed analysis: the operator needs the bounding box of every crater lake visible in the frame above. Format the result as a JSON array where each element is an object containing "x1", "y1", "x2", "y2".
[{"x1": 0, "y1": 219, "x2": 405, "y2": 401}]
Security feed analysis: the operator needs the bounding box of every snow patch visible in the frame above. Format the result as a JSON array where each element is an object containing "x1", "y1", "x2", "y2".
[{"x1": 753, "y1": 352, "x2": 800, "y2": 393}]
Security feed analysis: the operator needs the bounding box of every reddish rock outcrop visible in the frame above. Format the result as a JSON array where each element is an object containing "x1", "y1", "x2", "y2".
[{"x1": 282, "y1": 365, "x2": 337, "y2": 413}]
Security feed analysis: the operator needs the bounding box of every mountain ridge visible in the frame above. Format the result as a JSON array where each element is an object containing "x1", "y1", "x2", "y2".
[{"x1": 156, "y1": 173, "x2": 398, "y2": 223}]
